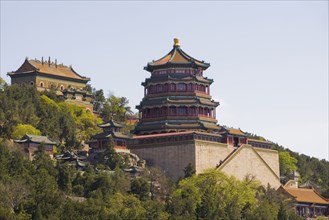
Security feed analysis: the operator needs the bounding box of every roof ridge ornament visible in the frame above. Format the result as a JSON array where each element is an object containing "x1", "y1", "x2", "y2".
[{"x1": 173, "y1": 38, "x2": 180, "y2": 47}]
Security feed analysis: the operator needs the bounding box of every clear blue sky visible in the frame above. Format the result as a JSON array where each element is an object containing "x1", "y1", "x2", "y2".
[{"x1": 1, "y1": 1, "x2": 328, "y2": 160}]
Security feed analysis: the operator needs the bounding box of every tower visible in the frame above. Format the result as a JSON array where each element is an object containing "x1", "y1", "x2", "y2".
[
  {"x1": 129, "y1": 39, "x2": 280, "y2": 186},
  {"x1": 135, "y1": 38, "x2": 220, "y2": 135}
]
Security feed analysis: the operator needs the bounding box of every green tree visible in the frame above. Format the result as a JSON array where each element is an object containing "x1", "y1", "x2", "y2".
[
  {"x1": 131, "y1": 177, "x2": 150, "y2": 200},
  {"x1": 57, "y1": 163, "x2": 76, "y2": 194},
  {"x1": 0, "y1": 85, "x2": 40, "y2": 138},
  {"x1": 59, "y1": 103, "x2": 101, "y2": 146},
  {"x1": 103, "y1": 192, "x2": 147, "y2": 219},
  {"x1": 33, "y1": 146, "x2": 58, "y2": 177},
  {"x1": 12, "y1": 124, "x2": 42, "y2": 139},
  {"x1": 0, "y1": 141, "x2": 12, "y2": 181},
  {"x1": 143, "y1": 200, "x2": 169, "y2": 220},
  {"x1": 147, "y1": 167, "x2": 175, "y2": 202},
  {"x1": 110, "y1": 167, "x2": 131, "y2": 195},
  {"x1": 93, "y1": 89, "x2": 105, "y2": 113},
  {"x1": 100, "y1": 95, "x2": 132, "y2": 122},
  {"x1": 60, "y1": 199, "x2": 99, "y2": 220},
  {"x1": 58, "y1": 109, "x2": 78, "y2": 149},
  {"x1": 101, "y1": 137, "x2": 126, "y2": 170},
  {"x1": 279, "y1": 151, "x2": 298, "y2": 177},
  {"x1": 36, "y1": 95, "x2": 61, "y2": 139},
  {"x1": 183, "y1": 163, "x2": 196, "y2": 178},
  {"x1": 0, "y1": 177, "x2": 31, "y2": 214},
  {"x1": 32, "y1": 168, "x2": 63, "y2": 219},
  {"x1": 0, "y1": 76, "x2": 7, "y2": 90},
  {"x1": 169, "y1": 169, "x2": 259, "y2": 220}
]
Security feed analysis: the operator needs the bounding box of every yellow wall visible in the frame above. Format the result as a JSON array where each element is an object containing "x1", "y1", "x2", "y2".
[{"x1": 219, "y1": 145, "x2": 281, "y2": 189}]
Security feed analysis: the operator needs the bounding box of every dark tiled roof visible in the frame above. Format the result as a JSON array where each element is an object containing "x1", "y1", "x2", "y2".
[
  {"x1": 92, "y1": 132, "x2": 131, "y2": 140},
  {"x1": 133, "y1": 131, "x2": 221, "y2": 139},
  {"x1": 98, "y1": 119, "x2": 124, "y2": 128},
  {"x1": 138, "y1": 97, "x2": 219, "y2": 108},
  {"x1": 143, "y1": 74, "x2": 213, "y2": 85},
  {"x1": 92, "y1": 132, "x2": 112, "y2": 139},
  {"x1": 16, "y1": 134, "x2": 57, "y2": 145},
  {"x1": 135, "y1": 120, "x2": 219, "y2": 133}
]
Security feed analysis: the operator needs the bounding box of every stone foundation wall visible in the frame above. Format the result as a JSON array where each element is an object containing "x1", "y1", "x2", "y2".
[
  {"x1": 130, "y1": 140, "x2": 196, "y2": 180},
  {"x1": 255, "y1": 148, "x2": 280, "y2": 178},
  {"x1": 130, "y1": 140, "x2": 280, "y2": 188},
  {"x1": 195, "y1": 140, "x2": 233, "y2": 174}
]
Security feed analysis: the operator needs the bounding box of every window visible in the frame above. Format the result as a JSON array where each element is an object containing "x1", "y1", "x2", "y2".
[
  {"x1": 163, "y1": 84, "x2": 168, "y2": 92},
  {"x1": 188, "y1": 107, "x2": 195, "y2": 115},
  {"x1": 199, "y1": 85, "x2": 205, "y2": 92},
  {"x1": 177, "y1": 83, "x2": 186, "y2": 91},
  {"x1": 170, "y1": 84, "x2": 176, "y2": 91},
  {"x1": 60, "y1": 85, "x2": 64, "y2": 90},
  {"x1": 233, "y1": 137, "x2": 239, "y2": 147},
  {"x1": 30, "y1": 81, "x2": 34, "y2": 86},
  {"x1": 148, "y1": 85, "x2": 154, "y2": 94},
  {"x1": 187, "y1": 83, "x2": 192, "y2": 91},
  {"x1": 178, "y1": 107, "x2": 187, "y2": 115},
  {"x1": 169, "y1": 107, "x2": 176, "y2": 115},
  {"x1": 40, "y1": 81, "x2": 44, "y2": 87},
  {"x1": 50, "y1": 82, "x2": 56, "y2": 89},
  {"x1": 156, "y1": 84, "x2": 163, "y2": 92}
]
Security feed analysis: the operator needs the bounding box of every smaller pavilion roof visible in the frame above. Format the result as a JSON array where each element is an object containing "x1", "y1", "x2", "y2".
[
  {"x1": 15, "y1": 134, "x2": 57, "y2": 145},
  {"x1": 219, "y1": 126, "x2": 247, "y2": 137},
  {"x1": 145, "y1": 38, "x2": 210, "y2": 72},
  {"x1": 98, "y1": 119, "x2": 124, "y2": 128},
  {"x1": 92, "y1": 131, "x2": 131, "y2": 140},
  {"x1": 283, "y1": 187, "x2": 329, "y2": 205},
  {"x1": 112, "y1": 132, "x2": 131, "y2": 139}
]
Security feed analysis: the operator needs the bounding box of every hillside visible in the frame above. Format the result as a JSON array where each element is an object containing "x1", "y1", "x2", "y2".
[{"x1": 0, "y1": 83, "x2": 328, "y2": 219}]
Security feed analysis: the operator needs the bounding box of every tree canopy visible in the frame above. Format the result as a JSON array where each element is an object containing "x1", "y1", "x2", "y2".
[
  {"x1": 100, "y1": 95, "x2": 132, "y2": 122},
  {"x1": 0, "y1": 85, "x2": 101, "y2": 149}
]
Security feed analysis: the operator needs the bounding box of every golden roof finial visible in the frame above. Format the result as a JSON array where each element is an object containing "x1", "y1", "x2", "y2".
[{"x1": 174, "y1": 38, "x2": 180, "y2": 47}]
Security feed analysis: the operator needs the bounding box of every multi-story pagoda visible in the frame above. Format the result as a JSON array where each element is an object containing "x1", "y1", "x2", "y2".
[
  {"x1": 135, "y1": 38, "x2": 220, "y2": 134},
  {"x1": 129, "y1": 39, "x2": 280, "y2": 187}
]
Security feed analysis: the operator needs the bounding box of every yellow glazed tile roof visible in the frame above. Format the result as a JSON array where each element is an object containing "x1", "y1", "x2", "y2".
[
  {"x1": 226, "y1": 128, "x2": 246, "y2": 136},
  {"x1": 12, "y1": 59, "x2": 89, "y2": 81},
  {"x1": 283, "y1": 187, "x2": 329, "y2": 205}
]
